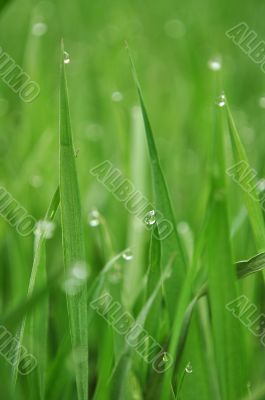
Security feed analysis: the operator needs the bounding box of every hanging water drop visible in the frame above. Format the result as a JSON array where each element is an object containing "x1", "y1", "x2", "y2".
[
  {"x1": 64, "y1": 51, "x2": 70, "y2": 64},
  {"x1": 29, "y1": 174, "x2": 43, "y2": 188},
  {"x1": 259, "y1": 96, "x2": 265, "y2": 108},
  {"x1": 34, "y1": 220, "x2": 56, "y2": 239},
  {"x1": 162, "y1": 353, "x2": 169, "y2": 363},
  {"x1": 32, "y1": 22, "x2": 47, "y2": 36},
  {"x1": 257, "y1": 178, "x2": 265, "y2": 193},
  {"x1": 111, "y1": 91, "x2": 123, "y2": 102},
  {"x1": 62, "y1": 261, "x2": 89, "y2": 296},
  {"x1": 122, "y1": 249, "x2": 133, "y2": 261},
  {"x1": 71, "y1": 261, "x2": 89, "y2": 281},
  {"x1": 88, "y1": 209, "x2": 100, "y2": 227},
  {"x1": 144, "y1": 210, "x2": 156, "y2": 226},
  {"x1": 185, "y1": 362, "x2": 193, "y2": 374},
  {"x1": 216, "y1": 93, "x2": 226, "y2": 107},
  {"x1": 208, "y1": 58, "x2": 222, "y2": 71}
]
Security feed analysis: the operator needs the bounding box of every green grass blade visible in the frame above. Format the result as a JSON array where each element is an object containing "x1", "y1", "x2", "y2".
[
  {"x1": 206, "y1": 101, "x2": 247, "y2": 399},
  {"x1": 145, "y1": 224, "x2": 162, "y2": 339},
  {"x1": 236, "y1": 251, "x2": 265, "y2": 278},
  {"x1": 176, "y1": 250, "x2": 265, "y2": 362},
  {"x1": 11, "y1": 186, "x2": 60, "y2": 388},
  {"x1": 127, "y1": 45, "x2": 186, "y2": 318},
  {"x1": 59, "y1": 41, "x2": 88, "y2": 400},
  {"x1": 226, "y1": 99, "x2": 265, "y2": 252}
]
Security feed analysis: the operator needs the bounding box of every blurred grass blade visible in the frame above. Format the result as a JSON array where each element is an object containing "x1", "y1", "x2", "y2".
[
  {"x1": 206, "y1": 100, "x2": 246, "y2": 399},
  {"x1": 2, "y1": 269, "x2": 62, "y2": 330},
  {"x1": 145, "y1": 224, "x2": 162, "y2": 340},
  {"x1": 177, "y1": 250, "x2": 265, "y2": 363},
  {"x1": 59, "y1": 41, "x2": 88, "y2": 400},
  {"x1": 12, "y1": 186, "x2": 60, "y2": 389},
  {"x1": 226, "y1": 99, "x2": 265, "y2": 252},
  {"x1": 109, "y1": 255, "x2": 175, "y2": 382},
  {"x1": 127, "y1": 45, "x2": 186, "y2": 318}
]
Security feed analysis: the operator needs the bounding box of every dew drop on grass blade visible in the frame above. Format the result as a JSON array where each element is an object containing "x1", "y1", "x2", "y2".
[{"x1": 59, "y1": 41, "x2": 88, "y2": 400}]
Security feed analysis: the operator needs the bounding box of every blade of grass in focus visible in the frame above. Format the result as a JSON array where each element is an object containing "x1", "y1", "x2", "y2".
[{"x1": 59, "y1": 41, "x2": 88, "y2": 400}]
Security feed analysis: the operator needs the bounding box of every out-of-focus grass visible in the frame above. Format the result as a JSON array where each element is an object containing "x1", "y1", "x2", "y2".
[{"x1": 1, "y1": 0, "x2": 265, "y2": 399}]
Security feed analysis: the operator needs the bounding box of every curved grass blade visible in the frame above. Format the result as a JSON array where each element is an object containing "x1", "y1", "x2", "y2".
[
  {"x1": 178, "y1": 250, "x2": 265, "y2": 357},
  {"x1": 108, "y1": 255, "x2": 176, "y2": 384},
  {"x1": 236, "y1": 251, "x2": 265, "y2": 278},
  {"x1": 226, "y1": 98, "x2": 265, "y2": 252},
  {"x1": 59, "y1": 41, "x2": 88, "y2": 400},
  {"x1": 127, "y1": 45, "x2": 186, "y2": 319}
]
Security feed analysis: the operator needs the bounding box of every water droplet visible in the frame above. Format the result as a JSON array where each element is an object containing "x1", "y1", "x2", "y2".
[
  {"x1": 259, "y1": 96, "x2": 265, "y2": 108},
  {"x1": 64, "y1": 51, "x2": 70, "y2": 64},
  {"x1": 177, "y1": 221, "x2": 189, "y2": 234},
  {"x1": 111, "y1": 91, "x2": 123, "y2": 102},
  {"x1": 208, "y1": 58, "x2": 222, "y2": 71},
  {"x1": 88, "y1": 209, "x2": 100, "y2": 227},
  {"x1": 162, "y1": 353, "x2": 169, "y2": 362},
  {"x1": 29, "y1": 175, "x2": 43, "y2": 188},
  {"x1": 32, "y1": 22, "x2": 47, "y2": 36},
  {"x1": 63, "y1": 262, "x2": 89, "y2": 296},
  {"x1": 216, "y1": 93, "x2": 226, "y2": 107},
  {"x1": 71, "y1": 261, "x2": 89, "y2": 281},
  {"x1": 185, "y1": 362, "x2": 193, "y2": 374},
  {"x1": 144, "y1": 210, "x2": 156, "y2": 226},
  {"x1": 34, "y1": 220, "x2": 55, "y2": 239},
  {"x1": 164, "y1": 19, "x2": 186, "y2": 39},
  {"x1": 257, "y1": 179, "x2": 265, "y2": 193},
  {"x1": 122, "y1": 249, "x2": 133, "y2": 261}
]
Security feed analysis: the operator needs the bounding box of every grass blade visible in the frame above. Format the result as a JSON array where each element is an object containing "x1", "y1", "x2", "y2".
[
  {"x1": 206, "y1": 100, "x2": 247, "y2": 399},
  {"x1": 127, "y1": 45, "x2": 186, "y2": 318},
  {"x1": 12, "y1": 186, "x2": 60, "y2": 389},
  {"x1": 59, "y1": 41, "x2": 88, "y2": 400},
  {"x1": 226, "y1": 99, "x2": 265, "y2": 252}
]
